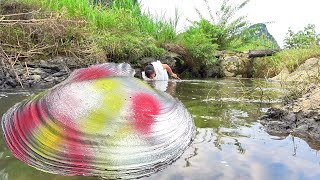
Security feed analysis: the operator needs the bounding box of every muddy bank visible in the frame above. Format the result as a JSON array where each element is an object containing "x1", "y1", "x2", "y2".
[
  {"x1": 0, "y1": 53, "x2": 181, "y2": 89},
  {"x1": 0, "y1": 49, "x2": 279, "y2": 89},
  {"x1": 0, "y1": 57, "x2": 84, "y2": 89},
  {"x1": 260, "y1": 84, "x2": 320, "y2": 149}
]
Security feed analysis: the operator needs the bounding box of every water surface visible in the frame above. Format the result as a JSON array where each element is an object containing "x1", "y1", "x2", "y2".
[{"x1": 1, "y1": 79, "x2": 320, "y2": 180}]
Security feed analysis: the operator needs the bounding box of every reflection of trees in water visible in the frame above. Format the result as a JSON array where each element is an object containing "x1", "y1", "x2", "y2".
[
  {"x1": 188, "y1": 127, "x2": 247, "y2": 168},
  {"x1": 184, "y1": 147, "x2": 198, "y2": 167},
  {"x1": 213, "y1": 127, "x2": 247, "y2": 154},
  {"x1": 213, "y1": 134, "x2": 223, "y2": 151},
  {"x1": 234, "y1": 139, "x2": 246, "y2": 154},
  {"x1": 291, "y1": 136, "x2": 297, "y2": 156},
  {"x1": 172, "y1": 80, "x2": 286, "y2": 160}
]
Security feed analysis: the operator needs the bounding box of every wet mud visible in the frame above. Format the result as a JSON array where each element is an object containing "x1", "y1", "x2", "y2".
[{"x1": 260, "y1": 84, "x2": 320, "y2": 149}]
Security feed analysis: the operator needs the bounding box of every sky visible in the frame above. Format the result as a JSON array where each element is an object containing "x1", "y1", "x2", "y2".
[{"x1": 140, "y1": 0, "x2": 320, "y2": 47}]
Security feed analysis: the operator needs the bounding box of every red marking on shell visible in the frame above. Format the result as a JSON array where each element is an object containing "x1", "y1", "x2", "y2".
[
  {"x1": 132, "y1": 93, "x2": 160, "y2": 134},
  {"x1": 64, "y1": 135, "x2": 91, "y2": 175},
  {"x1": 8, "y1": 101, "x2": 46, "y2": 162},
  {"x1": 60, "y1": 116, "x2": 92, "y2": 176},
  {"x1": 72, "y1": 66, "x2": 111, "y2": 81}
]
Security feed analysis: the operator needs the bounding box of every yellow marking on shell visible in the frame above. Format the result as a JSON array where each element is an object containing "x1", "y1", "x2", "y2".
[
  {"x1": 38, "y1": 122, "x2": 61, "y2": 147},
  {"x1": 29, "y1": 120, "x2": 63, "y2": 159},
  {"x1": 81, "y1": 79, "x2": 126, "y2": 134},
  {"x1": 29, "y1": 91, "x2": 46, "y2": 101},
  {"x1": 94, "y1": 79, "x2": 120, "y2": 93}
]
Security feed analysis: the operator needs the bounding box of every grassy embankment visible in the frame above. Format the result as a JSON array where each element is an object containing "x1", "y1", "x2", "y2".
[
  {"x1": 254, "y1": 46, "x2": 320, "y2": 78},
  {"x1": 254, "y1": 46, "x2": 320, "y2": 101},
  {"x1": 0, "y1": 0, "x2": 279, "y2": 67},
  {"x1": 0, "y1": 0, "x2": 177, "y2": 65},
  {"x1": 1, "y1": 0, "x2": 319, "y2": 80}
]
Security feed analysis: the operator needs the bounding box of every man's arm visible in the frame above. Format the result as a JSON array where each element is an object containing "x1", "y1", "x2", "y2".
[{"x1": 162, "y1": 64, "x2": 179, "y2": 79}]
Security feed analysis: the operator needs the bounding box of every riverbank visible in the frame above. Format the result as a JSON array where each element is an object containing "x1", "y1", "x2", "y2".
[
  {"x1": 260, "y1": 84, "x2": 320, "y2": 149},
  {"x1": 0, "y1": 49, "x2": 277, "y2": 89},
  {"x1": 259, "y1": 55, "x2": 320, "y2": 147}
]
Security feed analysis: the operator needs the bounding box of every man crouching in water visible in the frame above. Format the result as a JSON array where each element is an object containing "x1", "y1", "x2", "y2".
[{"x1": 142, "y1": 60, "x2": 180, "y2": 80}]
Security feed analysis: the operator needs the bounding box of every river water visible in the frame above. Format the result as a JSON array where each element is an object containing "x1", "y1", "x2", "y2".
[{"x1": 1, "y1": 79, "x2": 320, "y2": 180}]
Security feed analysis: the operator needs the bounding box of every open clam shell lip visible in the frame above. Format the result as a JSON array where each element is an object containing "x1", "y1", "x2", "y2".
[{"x1": 1, "y1": 63, "x2": 195, "y2": 179}]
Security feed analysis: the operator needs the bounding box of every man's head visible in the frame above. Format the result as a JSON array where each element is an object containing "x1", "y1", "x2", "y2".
[{"x1": 144, "y1": 64, "x2": 156, "y2": 79}]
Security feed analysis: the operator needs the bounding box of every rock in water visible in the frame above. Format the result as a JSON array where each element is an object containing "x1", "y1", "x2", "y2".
[{"x1": 1, "y1": 63, "x2": 195, "y2": 179}]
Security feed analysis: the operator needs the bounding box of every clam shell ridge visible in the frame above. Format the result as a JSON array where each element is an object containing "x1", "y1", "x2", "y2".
[{"x1": 1, "y1": 63, "x2": 195, "y2": 179}]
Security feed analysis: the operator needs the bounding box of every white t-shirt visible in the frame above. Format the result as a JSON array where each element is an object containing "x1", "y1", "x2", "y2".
[{"x1": 142, "y1": 61, "x2": 169, "y2": 81}]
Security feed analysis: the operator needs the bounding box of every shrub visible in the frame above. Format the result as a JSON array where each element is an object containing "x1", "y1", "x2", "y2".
[
  {"x1": 194, "y1": 0, "x2": 251, "y2": 50},
  {"x1": 178, "y1": 19, "x2": 219, "y2": 67},
  {"x1": 284, "y1": 24, "x2": 320, "y2": 49}
]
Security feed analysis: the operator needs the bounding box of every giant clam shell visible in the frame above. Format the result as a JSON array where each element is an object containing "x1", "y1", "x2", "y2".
[{"x1": 1, "y1": 63, "x2": 195, "y2": 179}]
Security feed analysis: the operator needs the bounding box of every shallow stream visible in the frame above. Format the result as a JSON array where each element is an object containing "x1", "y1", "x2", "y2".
[{"x1": 1, "y1": 79, "x2": 320, "y2": 180}]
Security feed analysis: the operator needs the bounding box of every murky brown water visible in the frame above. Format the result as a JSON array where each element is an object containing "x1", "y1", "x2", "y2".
[{"x1": 1, "y1": 79, "x2": 320, "y2": 180}]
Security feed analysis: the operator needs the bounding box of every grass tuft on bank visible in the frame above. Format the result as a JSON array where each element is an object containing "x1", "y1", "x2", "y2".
[{"x1": 254, "y1": 46, "x2": 320, "y2": 78}]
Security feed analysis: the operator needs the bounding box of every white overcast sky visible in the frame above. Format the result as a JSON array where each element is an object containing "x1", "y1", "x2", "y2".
[{"x1": 140, "y1": 0, "x2": 320, "y2": 47}]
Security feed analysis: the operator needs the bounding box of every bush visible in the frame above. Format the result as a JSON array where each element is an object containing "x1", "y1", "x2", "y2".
[
  {"x1": 194, "y1": 0, "x2": 251, "y2": 50},
  {"x1": 284, "y1": 24, "x2": 320, "y2": 49},
  {"x1": 178, "y1": 20, "x2": 219, "y2": 67}
]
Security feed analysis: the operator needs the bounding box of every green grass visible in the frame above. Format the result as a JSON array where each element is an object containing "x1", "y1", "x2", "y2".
[
  {"x1": 254, "y1": 46, "x2": 320, "y2": 78},
  {"x1": 1, "y1": 0, "x2": 177, "y2": 63},
  {"x1": 4, "y1": 0, "x2": 318, "y2": 80},
  {"x1": 18, "y1": 0, "x2": 177, "y2": 41}
]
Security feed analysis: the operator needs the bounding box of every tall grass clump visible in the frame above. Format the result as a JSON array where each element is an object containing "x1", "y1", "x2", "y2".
[
  {"x1": 137, "y1": 9, "x2": 179, "y2": 45},
  {"x1": 1, "y1": 0, "x2": 179, "y2": 63},
  {"x1": 254, "y1": 46, "x2": 320, "y2": 78},
  {"x1": 0, "y1": 0, "x2": 100, "y2": 63}
]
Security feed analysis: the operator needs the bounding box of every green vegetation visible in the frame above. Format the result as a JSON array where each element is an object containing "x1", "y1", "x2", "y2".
[
  {"x1": 0, "y1": 0, "x2": 175, "y2": 64},
  {"x1": 178, "y1": 19, "x2": 219, "y2": 66},
  {"x1": 254, "y1": 24, "x2": 320, "y2": 78},
  {"x1": 5, "y1": 0, "x2": 318, "y2": 81},
  {"x1": 190, "y1": 0, "x2": 251, "y2": 50},
  {"x1": 237, "y1": 23, "x2": 279, "y2": 51},
  {"x1": 284, "y1": 24, "x2": 320, "y2": 49},
  {"x1": 0, "y1": 0, "x2": 279, "y2": 70},
  {"x1": 178, "y1": 0, "x2": 278, "y2": 68},
  {"x1": 254, "y1": 46, "x2": 320, "y2": 78}
]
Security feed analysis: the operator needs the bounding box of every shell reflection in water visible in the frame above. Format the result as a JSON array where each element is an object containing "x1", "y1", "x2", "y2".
[{"x1": 1, "y1": 63, "x2": 195, "y2": 179}]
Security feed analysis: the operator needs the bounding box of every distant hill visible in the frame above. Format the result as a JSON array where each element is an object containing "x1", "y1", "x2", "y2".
[{"x1": 247, "y1": 23, "x2": 279, "y2": 48}]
